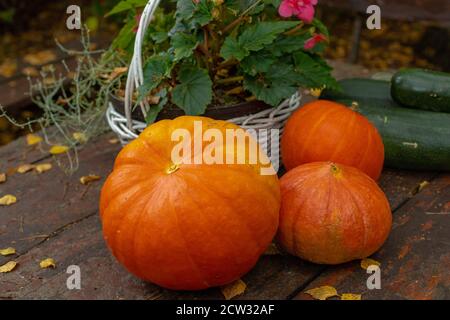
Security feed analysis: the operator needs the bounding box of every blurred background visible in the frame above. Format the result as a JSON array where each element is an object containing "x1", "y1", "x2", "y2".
[{"x1": 0, "y1": 0, "x2": 449, "y2": 145}]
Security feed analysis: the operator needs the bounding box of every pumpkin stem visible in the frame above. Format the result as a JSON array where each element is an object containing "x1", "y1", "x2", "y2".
[
  {"x1": 166, "y1": 163, "x2": 180, "y2": 175},
  {"x1": 350, "y1": 101, "x2": 359, "y2": 112},
  {"x1": 330, "y1": 163, "x2": 342, "y2": 178}
]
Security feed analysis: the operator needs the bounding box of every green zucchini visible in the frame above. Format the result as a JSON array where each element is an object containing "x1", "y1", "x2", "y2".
[
  {"x1": 333, "y1": 98, "x2": 450, "y2": 171},
  {"x1": 391, "y1": 68, "x2": 450, "y2": 113},
  {"x1": 321, "y1": 78, "x2": 398, "y2": 107}
]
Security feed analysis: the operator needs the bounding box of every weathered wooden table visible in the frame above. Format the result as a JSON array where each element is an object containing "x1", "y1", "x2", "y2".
[{"x1": 0, "y1": 62, "x2": 449, "y2": 300}]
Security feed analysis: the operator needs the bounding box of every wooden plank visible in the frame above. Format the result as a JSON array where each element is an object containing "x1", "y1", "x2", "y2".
[
  {"x1": 1, "y1": 151, "x2": 433, "y2": 299},
  {"x1": 294, "y1": 174, "x2": 450, "y2": 300},
  {"x1": 0, "y1": 134, "x2": 121, "y2": 267}
]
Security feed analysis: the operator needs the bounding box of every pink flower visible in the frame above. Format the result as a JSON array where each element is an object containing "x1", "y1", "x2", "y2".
[
  {"x1": 279, "y1": 0, "x2": 318, "y2": 23},
  {"x1": 304, "y1": 33, "x2": 327, "y2": 50}
]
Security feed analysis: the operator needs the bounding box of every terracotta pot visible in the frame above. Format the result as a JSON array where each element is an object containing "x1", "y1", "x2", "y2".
[{"x1": 109, "y1": 94, "x2": 273, "y2": 122}]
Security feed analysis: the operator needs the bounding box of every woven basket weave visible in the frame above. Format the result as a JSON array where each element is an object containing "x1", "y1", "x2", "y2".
[{"x1": 106, "y1": 0, "x2": 303, "y2": 158}]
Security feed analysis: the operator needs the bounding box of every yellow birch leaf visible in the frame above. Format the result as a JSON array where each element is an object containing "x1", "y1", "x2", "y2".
[
  {"x1": 73, "y1": 132, "x2": 87, "y2": 143},
  {"x1": 24, "y1": 50, "x2": 56, "y2": 65},
  {"x1": 0, "y1": 195, "x2": 17, "y2": 206},
  {"x1": 418, "y1": 181, "x2": 429, "y2": 192},
  {"x1": 80, "y1": 175, "x2": 101, "y2": 185},
  {"x1": 17, "y1": 164, "x2": 35, "y2": 174},
  {"x1": 108, "y1": 67, "x2": 128, "y2": 81},
  {"x1": 341, "y1": 293, "x2": 362, "y2": 300},
  {"x1": 26, "y1": 134, "x2": 43, "y2": 146},
  {"x1": 305, "y1": 286, "x2": 339, "y2": 300},
  {"x1": 310, "y1": 88, "x2": 323, "y2": 97},
  {"x1": 360, "y1": 258, "x2": 381, "y2": 270},
  {"x1": 0, "y1": 261, "x2": 17, "y2": 273},
  {"x1": 40, "y1": 258, "x2": 56, "y2": 269},
  {"x1": 221, "y1": 279, "x2": 247, "y2": 300},
  {"x1": 50, "y1": 145, "x2": 69, "y2": 155},
  {"x1": 108, "y1": 138, "x2": 120, "y2": 144},
  {"x1": 0, "y1": 247, "x2": 16, "y2": 256},
  {"x1": 0, "y1": 173, "x2": 6, "y2": 183},
  {"x1": 35, "y1": 163, "x2": 52, "y2": 174}
]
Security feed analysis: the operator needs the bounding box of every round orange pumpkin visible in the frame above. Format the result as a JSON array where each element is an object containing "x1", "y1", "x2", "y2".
[
  {"x1": 281, "y1": 100, "x2": 384, "y2": 180},
  {"x1": 278, "y1": 162, "x2": 392, "y2": 265},
  {"x1": 100, "y1": 116, "x2": 280, "y2": 290}
]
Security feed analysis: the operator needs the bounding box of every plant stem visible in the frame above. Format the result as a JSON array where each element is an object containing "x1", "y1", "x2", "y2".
[
  {"x1": 220, "y1": 0, "x2": 263, "y2": 34},
  {"x1": 216, "y1": 76, "x2": 244, "y2": 85},
  {"x1": 284, "y1": 22, "x2": 305, "y2": 36},
  {"x1": 225, "y1": 86, "x2": 244, "y2": 95}
]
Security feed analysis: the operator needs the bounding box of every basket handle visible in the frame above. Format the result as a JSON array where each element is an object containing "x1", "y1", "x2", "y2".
[{"x1": 124, "y1": 0, "x2": 162, "y2": 130}]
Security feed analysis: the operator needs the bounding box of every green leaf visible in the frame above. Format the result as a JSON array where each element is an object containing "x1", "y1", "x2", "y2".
[
  {"x1": 221, "y1": 21, "x2": 299, "y2": 61},
  {"x1": 172, "y1": 66, "x2": 212, "y2": 115},
  {"x1": 145, "y1": 89, "x2": 169, "y2": 124},
  {"x1": 240, "y1": 51, "x2": 276, "y2": 76},
  {"x1": 239, "y1": 21, "x2": 299, "y2": 52},
  {"x1": 192, "y1": 0, "x2": 214, "y2": 26},
  {"x1": 171, "y1": 33, "x2": 199, "y2": 61},
  {"x1": 244, "y1": 75, "x2": 297, "y2": 106},
  {"x1": 106, "y1": 0, "x2": 148, "y2": 17},
  {"x1": 312, "y1": 18, "x2": 330, "y2": 37},
  {"x1": 220, "y1": 37, "x2": 249, "y2": 61},
  {"x1": 138, "y1": 54, "x2": 172, "y2": 102},
  {"x1": 271, "y1": 33, "x2": 311, "y2": 56},
  {"x1": 293, "y1": 52, "x2": 339, "y2": 90},
  {"x1": 110, "y1": 15, "x2": 136, "y2": 53},
  {"x1": 177, "y1": 0, "x2": 196, "y2": 21}
]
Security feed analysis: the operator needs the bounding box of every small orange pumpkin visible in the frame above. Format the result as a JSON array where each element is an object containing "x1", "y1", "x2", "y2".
[
  {"x1": 278, "y1": 162, "x2": 392, "y2": 265},
  {"x1": 281, "y1": 100, "x2": 384, "y2": 180},
  {"x1": 100, "y1": 116, "x2": 280, "y2": 290}
]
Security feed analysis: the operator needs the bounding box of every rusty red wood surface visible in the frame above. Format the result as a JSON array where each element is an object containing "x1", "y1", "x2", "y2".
[{"x1": 0, "y1": 132, "x2": 448, "y2": 300}]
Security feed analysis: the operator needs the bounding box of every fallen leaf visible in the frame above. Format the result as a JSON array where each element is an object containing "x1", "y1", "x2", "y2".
[
  {"x1": 305, "y1": 286, "x2": 339, "y2": 300},
  {"x1": 263, "y1": 243, "x2": 281, "y2": 255},
  {"x1": 40, "y1": 258, "x2": 56, "y2": 269},
  {"x1": 0, "y1": 59, "x2": 18, "y2": 78},
  {"x1": 108, "y1": 67, "x2": 128, "y2": 81},
  {"x1": 22, "y1": 66, "x2": 39, "y2": 77},
  {"x1": 49, "y1": 145, "x2": 69, "y2": 155},
  {"x1": 26, "y1": 134, "x2": 42, "y2": 146},
  {"x1": 35, "y1": 163, "x2": 52, "y2": 174},
  {"x1": 24, "y1": 50, "x2": 56, "y2": 66},
  {"x1": 309, "y1": 88, "x2": 323, "y2": 97},
  {"x1": 0, "y1": 195, "x2": 17, "y2": 206},
  {"x1": 0, "y1": 261, "x2": 17, "y2": 273},
  {"x1": 341, "y1": 293, "x2": 362, "y2": 300},
  {"x1": 221, "y1": 279, "x2": 247, "y2": 300},
  {"x1": 0, "y1": 247, "x2": 16, "y2": 256},
  {"x1": 0, "y1": 173, "x2": 6, "y2": 183},
  {"x1": 108, "y1": 138, "x2": 120, "y2": 144},
  {"x1": 418, "y1": 181, "x2": 429, "y2": 192},
  {"x1": 17, "y1": 164, "x2": 35, "y2": 174},
  {"x1": 360, "y1": 258, "x2": 381, "y2": 270},
  {"x1": 73, "y1": 132, "x2": 87, "y2": 143},
  {"x1": 80, "y1": 175, "x2": 101, "y2": 185}
]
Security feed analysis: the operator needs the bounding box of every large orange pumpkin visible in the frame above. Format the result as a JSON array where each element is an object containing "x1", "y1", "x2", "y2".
[
  {"x1": 278, "y1": 162, "x2": 392, "y2": 265},
  {"x1": 281, "y1": 100, "x2": 384, "y2": 180},
  {"x1": 100, "y1": 116, "x2": 280, "y2": 290}
]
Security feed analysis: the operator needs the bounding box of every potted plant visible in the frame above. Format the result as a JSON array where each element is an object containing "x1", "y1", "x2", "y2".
[{"x1": 106, "y1": 0, "x2": 338, "y2": 141}]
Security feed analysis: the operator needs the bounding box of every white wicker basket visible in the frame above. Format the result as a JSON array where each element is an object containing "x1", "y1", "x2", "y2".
[{"x1": 106, "y1": 0, "x2": 303, "y2": 154}]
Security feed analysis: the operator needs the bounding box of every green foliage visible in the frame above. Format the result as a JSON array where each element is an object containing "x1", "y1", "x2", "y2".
[
  {"x1": 171, "y1": 65, "x2": 213, "y2": 115},
  {"x1": 109, "y1": 0, "x2": 338, "y2": 119}
]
